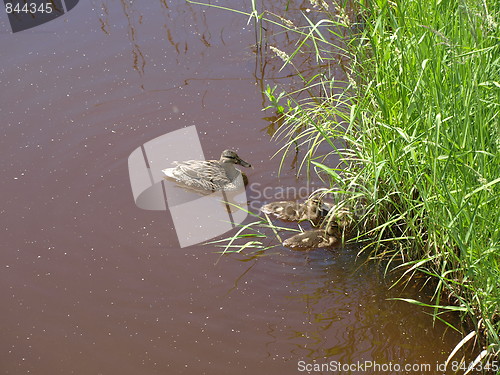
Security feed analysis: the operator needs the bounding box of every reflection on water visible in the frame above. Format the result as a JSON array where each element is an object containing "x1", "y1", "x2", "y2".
[{"x1": 0, "y1": 0, "x2": 481, "y2": 374}]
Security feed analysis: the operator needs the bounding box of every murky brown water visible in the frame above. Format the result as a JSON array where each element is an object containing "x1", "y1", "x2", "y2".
[{"x1": 1, "y1": 1, "x2": 481, "y2": 374}]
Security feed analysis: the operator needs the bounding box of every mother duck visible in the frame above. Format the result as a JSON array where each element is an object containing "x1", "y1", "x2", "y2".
[{"x1": 162, "y1": 149, "x2": 251, "y2": 191}]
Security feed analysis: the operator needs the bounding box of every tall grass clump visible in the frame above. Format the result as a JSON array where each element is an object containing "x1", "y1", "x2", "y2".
[
  {"x1": 260, "y1": 0, "x2": 499, "y2": 365},
  {"x1": 349, "y1": 0, "x2": 499, "y2": 362}
]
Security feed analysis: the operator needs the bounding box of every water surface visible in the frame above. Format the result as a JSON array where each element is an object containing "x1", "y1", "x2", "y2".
[{"x1": 0, "y1": 1, "x2": 479, "y2": 374}]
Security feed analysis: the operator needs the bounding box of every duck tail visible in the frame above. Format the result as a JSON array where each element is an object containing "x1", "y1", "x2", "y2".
[{"x1": 162, "y1": 168, "x2": 176, "y2": 178}]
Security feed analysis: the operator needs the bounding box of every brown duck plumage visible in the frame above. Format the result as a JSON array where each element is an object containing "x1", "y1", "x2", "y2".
[
  {"x1": 260, "y1": 194, "x2": 328, "y2": 226},
  {"x1": 162, "y1": 150, "x2": 251, "y2": 191},
  {"x1": 282, "y1": 224, "x2": 340, "y2": 249}
]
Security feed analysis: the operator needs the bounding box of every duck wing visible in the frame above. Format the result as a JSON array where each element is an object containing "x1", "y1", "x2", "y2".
[{"x1": 171, "y1": 160, "x2": 231, "y2": 190}]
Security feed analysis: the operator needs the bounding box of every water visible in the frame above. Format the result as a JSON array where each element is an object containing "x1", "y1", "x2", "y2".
[{"x1": 0, "y1": 1, "x2": 480, "y2": 374}]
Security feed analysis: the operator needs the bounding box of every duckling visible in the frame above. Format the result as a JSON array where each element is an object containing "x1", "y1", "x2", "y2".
[
  {"x1": 325, "y1": 205, "x2": 354, "y2": 230},
  {"x1": 260, "y1": 193, "x2": 329, "y2": 226},
  {"x1": 162, "y1": 150, "x2": 251, "y2": 191},
  {"x1": 282, "y1": 224, "x2": 340, "y2": 249}
]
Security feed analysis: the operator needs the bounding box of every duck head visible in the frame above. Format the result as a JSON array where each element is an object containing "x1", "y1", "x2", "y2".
[
  {"x1": 220, "y1": 150, "x2": 252, "y2": 168},
  {"x1": 304, "y1": 189, "x2": 331, "y2": 225},
  {"x1": 303, "y1": 197, "x2": 323, "y2": 225}
]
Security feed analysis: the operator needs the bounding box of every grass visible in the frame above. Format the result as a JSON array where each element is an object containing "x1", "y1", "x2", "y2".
[
  {"x1": 261, "y1": 0, "x2": 500, "y2": 367},
  {"x1": 191, "y1": 0, "x2": 499, "y2": 368}
]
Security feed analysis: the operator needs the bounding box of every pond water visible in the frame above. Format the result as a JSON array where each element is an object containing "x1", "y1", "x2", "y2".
[{"x1": 0, "y1": 1, "x2": 480, "y2": 374}]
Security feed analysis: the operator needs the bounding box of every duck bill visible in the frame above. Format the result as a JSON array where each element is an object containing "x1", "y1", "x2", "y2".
[{"x1": 237, "y1": 158, "x2": 252, "y2": 168}]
